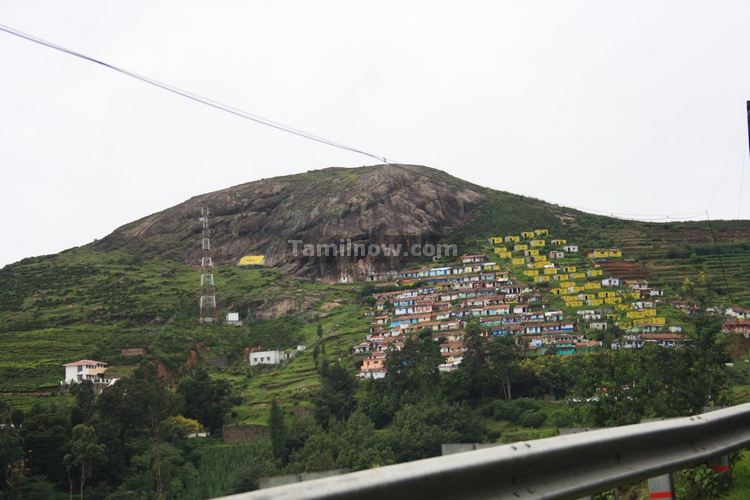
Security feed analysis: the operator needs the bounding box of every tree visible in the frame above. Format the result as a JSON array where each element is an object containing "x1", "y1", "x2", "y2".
[
  {"x1": 64, "y1": 424, "x2": 104, "y2": 500},
  {"x1": 96, "y1": 363, "x2": 182, "y2": 499},
  {"x1": 486, "y1": 335, "x2": 522, "y2": 400},
  {"x1": 316, "y1": 323, "x2": 323, "y2": 340},
  {"x1": 268, "y1": 401, "x2": 287, "y2": 462},
  {"x1": 161, "y1": 416, "x2": 202, "y2": 442},
  {"x1": 384, "y1": 330, "x2": 442, "y2": 404},
  {"x1": 176, "y1": 368, "x2": 233, "y2": 435},
  {"x1": 312, "y1": 343, "x2": 320, "y2": 367},
  {"x1": 458, "y1": 321, "x2": 490, "y2": 400},
  {"x1": 386, "y1": 400, "x2": 483, "y2": 462},
  {"x1": 70, "y1": 380, "x2": 95, "y2": 426},
  {"x1": 314, "y1": 361, "x2": 357, "y2": 426},
  {"x1": 0, "y1": 403, "x2": 23, "y2": 491},
  {"x1": 21, "y1": 403, "x2": 71, "y2": 487}
]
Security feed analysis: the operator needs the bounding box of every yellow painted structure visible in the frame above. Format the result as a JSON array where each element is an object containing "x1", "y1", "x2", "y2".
[
  {"x1": 504, "y1": 236, "x2": 520, "y2": 243},
  {"x1": 534, "y1": 275, "x2": 551, "y2": 283},
  {"x1": 633, "y1": 317, "x2": 665, "y2": 326},
  {"x1": 533, "y1": 261, "x2": 547, "y2": 269},
  {"x1": 496, "y1": 251, "x2": 511, "y2": 259},
  {"x1": 586, "y1": 269, "x2": 603, "y2": 277},
  {"x1": 529, "y1": 239, "x2": 546, "y2": 247},
  {"x1": 561, "y1": 266, "x2": 577, "y2": 273},
  {"x1": 566, "y1": 300, "x2": 583, "y2": 308},
  {"x1": 523, "y1": 270, "x2": 539, "y2": 277},
  {"x1": 587, "y1": 299, "x2": 604, "y2": 306},
  {"x1": 571, "y1": 272, "x2": 586, "y2": 279},
  {"x1": 543, "y1": 267, "x2": 558, "y2": 275},
  {"x1": 493, "y1": 246, "x2": 507, "y2": 253},
  {"x1": 590, "y1": 249, "x2": 623, "y2": 259},
  {"x1": 551, "y1": 239, "x2": 567, "y2": 245},
  {"x1": 521, "y1": 231, "x2": 535, "y2": 239},
  {"x1": 489, "y1": 237, "x2": 503, "y2": 245},
  {"x1": 584, "y1": 282, "x2": 602, "y2": 290},
  {"x1": 604, "y1": 297, "x2": 622, "y2": 305},
  {"x1": 534, "y1": 229, "x2": 549, "y2": 236},
  {"x1": 238, "y1": 255, "x2": 265, "y2": 266},
  {"x1": 524, "y1": 249, "x2": 540, "y2": 256},
  {"x1": 514, "y1": 244, "x2": 529, "y2": 252},
  {"x1": 511, "y1": 258, "x2": 525, "y2": 265}
]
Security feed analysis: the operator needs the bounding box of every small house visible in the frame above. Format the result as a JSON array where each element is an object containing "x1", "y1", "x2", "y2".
[
  {"x1": 726, "y1": 307, "x2": 750, "y2": 320},
  {"x1": 249, "y1": 350, "x2": 291, "y2": 366},
  {"x1": 225, "y1": 312, "x2": 243, "y2": 326}
]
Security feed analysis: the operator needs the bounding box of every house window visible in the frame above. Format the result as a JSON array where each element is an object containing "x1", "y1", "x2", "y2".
[{"x1": 78, "y1": 366, "x2": 83, "y2": 372}]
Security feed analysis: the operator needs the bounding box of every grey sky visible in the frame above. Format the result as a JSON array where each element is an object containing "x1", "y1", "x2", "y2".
[{"x1": 1, "y1": 1, "x2": 749, "y2": 268}]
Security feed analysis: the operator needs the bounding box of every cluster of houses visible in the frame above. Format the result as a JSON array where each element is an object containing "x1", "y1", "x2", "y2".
[
  {"x1": 490, "y1": 230, "x2": 676, "y2": 337},
  {"x1": 356, "y1": 253, "x2": 603, "y2": 379},
  {"x1": 355, "y1": 228, "x2": 703, "y2": 378}
]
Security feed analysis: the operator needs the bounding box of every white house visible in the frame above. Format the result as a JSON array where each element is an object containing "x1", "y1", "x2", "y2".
[
  {"x1": 62, "y1": 360, "x2": 111, "y2": 384},
  {"x1": 249, "y1": 350, "x2": 290, "y2": 366},
  {"x1": 549, "y1": 251, "x2": 565, "y2": 259},
  {"x1": 225, "y1": 312, "x2": 242, "y2": 326},
  {"x1": 562, "y1": 245, "x2": 579, "y2": 253},
  {"x1": 726, "y1": 307, "x2": 750, "y2": 320},
  {"x1": 601, "y1": 278, "x2": 620, "y2": 287}
]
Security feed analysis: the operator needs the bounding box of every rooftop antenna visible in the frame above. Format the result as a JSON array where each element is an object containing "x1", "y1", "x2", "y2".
[{"x1": 199, "y1": 206, "x2": 217, "y2": 324}]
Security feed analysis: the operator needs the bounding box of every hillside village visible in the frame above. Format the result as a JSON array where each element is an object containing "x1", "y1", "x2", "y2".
[{"x1": 356, "y1": 228, "x2": 699, "y2": 379}]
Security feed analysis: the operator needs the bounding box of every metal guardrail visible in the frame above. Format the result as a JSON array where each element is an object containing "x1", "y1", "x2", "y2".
[{"x1": 216, "y1": 403, "x2": 750, "y2": 499}]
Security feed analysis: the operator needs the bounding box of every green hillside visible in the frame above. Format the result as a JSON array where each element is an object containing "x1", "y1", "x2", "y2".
[
  {"x1": 2, "y1": 167, "x2": 749, "y2": 413},
  {"x1": 0, "y1": 246, "x2": 366, "y2": 422},
  {"x1": 2, "y1": 166, "x2": 750, "y2": 499}
]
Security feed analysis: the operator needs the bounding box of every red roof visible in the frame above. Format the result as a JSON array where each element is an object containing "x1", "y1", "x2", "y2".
[{"x1": 63, "y1": 359, "x2": 107, "y2": 366}]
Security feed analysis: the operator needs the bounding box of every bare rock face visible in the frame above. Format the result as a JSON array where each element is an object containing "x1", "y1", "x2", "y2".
[{"x1": 97, "y1": 164, "x2": 487, "y2": 280}]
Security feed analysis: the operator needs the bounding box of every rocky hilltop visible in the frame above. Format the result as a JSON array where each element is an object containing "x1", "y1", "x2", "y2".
[{"x1": 96, "y1": 164, "x2": 487, "y2": 279}]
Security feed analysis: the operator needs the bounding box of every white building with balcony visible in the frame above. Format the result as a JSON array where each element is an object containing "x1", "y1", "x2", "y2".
[{"x1": 62, "y1": 359, "x2": 112, "y2": 384}]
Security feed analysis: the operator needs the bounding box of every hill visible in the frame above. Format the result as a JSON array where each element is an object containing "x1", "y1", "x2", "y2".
[
  {"x1": 95, "y1": 164, "x2": 486, "y2": 280},
  {"x1": 1, "y1": 164, "x2": 750, "y2": 417}
]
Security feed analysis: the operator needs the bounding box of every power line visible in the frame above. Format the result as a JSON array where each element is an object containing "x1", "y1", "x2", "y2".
[
  {"x1": 565, "y1": 204, "x2": 707, "y2": 221},
  {"x1": 0, "y1": 23, "x2": 391, "y2": 164}
]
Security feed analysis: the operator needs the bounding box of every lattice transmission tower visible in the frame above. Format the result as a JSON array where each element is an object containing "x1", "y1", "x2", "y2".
[{"x1": 199, "y1": 206, "x2": 217, "y2": 324}]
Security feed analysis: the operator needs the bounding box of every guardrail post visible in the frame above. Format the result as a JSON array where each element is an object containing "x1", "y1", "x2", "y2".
[
  {"x1": 708, "y1": 452, "x2": 732, "y2": 491},
  {"x1": 641, "y1": 417, "x2": 675, "y2": 500},
  {"x1": 704, "y1": 406, "x2": 732, "y2": 486},
  {"x1": 647, "y1": 473, "x2": 675, "y2": 500}
]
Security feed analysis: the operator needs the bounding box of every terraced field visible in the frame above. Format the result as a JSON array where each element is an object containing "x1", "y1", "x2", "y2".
[
  {"x1": 597, "y1": 221, "x2": 750, "y2": 306},
  {"x1": 0, "y1": 246, "x2": 367, "y2": 420}
]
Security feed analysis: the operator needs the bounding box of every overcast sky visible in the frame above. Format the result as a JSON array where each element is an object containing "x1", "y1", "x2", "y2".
[{"x1": 2, "y1": 1, "x2": 749, "y2": 268}]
